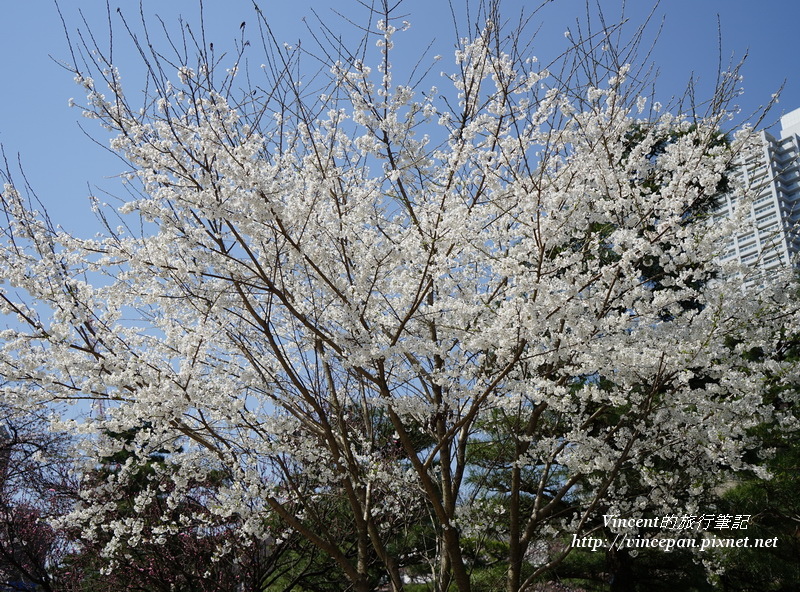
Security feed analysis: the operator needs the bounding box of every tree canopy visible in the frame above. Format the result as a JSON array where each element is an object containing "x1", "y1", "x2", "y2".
[{"x1": 0, "y1": 2, "x2": 798, "y2": 591}]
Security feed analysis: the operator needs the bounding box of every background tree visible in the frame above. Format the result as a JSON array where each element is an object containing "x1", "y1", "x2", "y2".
[
  {"x1": 0, "y1": 404, "x2": 78, "y2": 592},
  {"x1": 0, "y1": 1, "x2": 797, "y2": 591},
  {"x1": 58, "y1": 424, "x2": 277, "y2": 592}
]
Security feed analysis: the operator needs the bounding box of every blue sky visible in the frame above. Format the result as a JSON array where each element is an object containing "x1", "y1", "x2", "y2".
[{"x1": 1, "y1": 0, "x2": 798, "y2": 236}]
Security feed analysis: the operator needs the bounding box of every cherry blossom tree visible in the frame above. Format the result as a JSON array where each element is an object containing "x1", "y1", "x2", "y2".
[{"x1": 1, "y1": 2, "x2": 798, "y2": 591}]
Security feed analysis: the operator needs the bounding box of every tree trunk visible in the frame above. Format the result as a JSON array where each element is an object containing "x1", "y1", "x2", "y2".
[
  {"x1": 507, "y1": 464, "x2": 522, "y2": 592},
  {"x1": 608, "y1": 547, "x2": 634, "y2": 592}
]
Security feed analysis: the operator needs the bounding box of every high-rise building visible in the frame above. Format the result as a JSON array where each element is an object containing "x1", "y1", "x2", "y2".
[{"x1": 716, "y1": 108, "x2": 800, "y2": 271}]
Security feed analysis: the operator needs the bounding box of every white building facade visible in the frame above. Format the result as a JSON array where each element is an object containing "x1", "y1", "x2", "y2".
[{"x1": 716, "y1": 108, "x2": 800, "y2": 271}]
